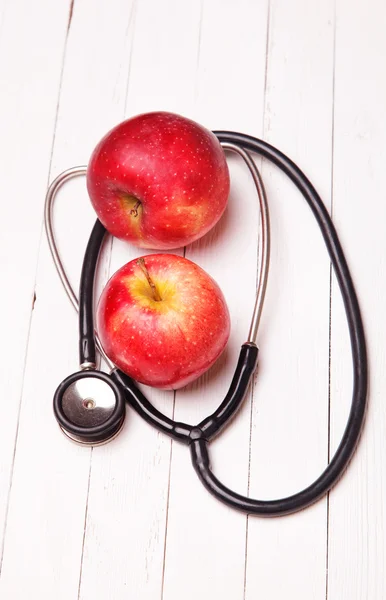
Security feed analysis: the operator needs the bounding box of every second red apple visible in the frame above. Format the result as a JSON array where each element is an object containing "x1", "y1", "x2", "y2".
[{"x1": 97, "y1": 254, "x2": 230, "y2": 389}]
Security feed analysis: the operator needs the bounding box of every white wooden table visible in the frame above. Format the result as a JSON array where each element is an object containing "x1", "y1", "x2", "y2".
[{"x1": 0, "y1": 0, "x2": 384, "y2": 598}]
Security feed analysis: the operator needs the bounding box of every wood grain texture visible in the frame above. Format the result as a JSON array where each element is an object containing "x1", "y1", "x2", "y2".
[
  {"x1": 245, "y1": 1, "x2": 334, "y2": 598},
  {"x1": 162, "y1": 1, "x2": 268, "y2": 598},
  {"x1": 0, "y1": 0, "x2": 71, "y2": 575},
  {"x1": 0, "y1": 1, "x2": 136, "y2": 598},
  {"x1": 0, "y1": 0, "x2": 383, "y2": 598},
  {"x1": 78, "y1": 1, "x2": 203, "y2": 597},
  {"x1": 328, "y1": 0, "x2": 386, "y2": 598}
]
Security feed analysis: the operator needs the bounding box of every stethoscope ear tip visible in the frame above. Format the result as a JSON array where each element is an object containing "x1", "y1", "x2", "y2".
[{"x1": 53, "y1": 370, "x2": 126, "y2": 446}]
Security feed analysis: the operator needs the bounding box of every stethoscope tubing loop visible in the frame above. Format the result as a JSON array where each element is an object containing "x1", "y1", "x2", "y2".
[{"x1": 45, "y1": 130, "x2": 368, "y2": 517}]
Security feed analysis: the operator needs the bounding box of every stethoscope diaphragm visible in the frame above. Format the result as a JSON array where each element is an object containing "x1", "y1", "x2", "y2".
[{"x1": 53, "y1": 370, "x2": 126, "y2": 446}]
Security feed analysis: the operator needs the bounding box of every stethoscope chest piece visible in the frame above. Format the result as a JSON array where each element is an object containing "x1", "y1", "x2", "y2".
[{"x1": 53, "y1": 370, "x2": 126, "y2": 446}]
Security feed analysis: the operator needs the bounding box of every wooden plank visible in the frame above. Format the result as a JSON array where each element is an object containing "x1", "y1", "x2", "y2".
[
  {"x1": 245, "y1": 1, "x2": 334, "y2": 598},
  {"x1": 77, "y1": 1, "x2": 205, "y2": 598},
  {"x1": 328, "y1": 0, "x2": 386, "y2": 598},
  {"x1": 0, "y1": 1, "x2": 136, "y2": 598},
  {"x1": 0, "y1": 0, "x2": 70, "y2": 573},
  {"x1": 162, "y1": 1, "x2": 268, "y2": 599}
]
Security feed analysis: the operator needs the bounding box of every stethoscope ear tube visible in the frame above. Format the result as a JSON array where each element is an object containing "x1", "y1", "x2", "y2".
[
  {"x1": 197, "y1": 342, "x2": 258, "y2": 440},
  {"x1": 79, "y1": 220, "x2": 106, "y2": 369}
]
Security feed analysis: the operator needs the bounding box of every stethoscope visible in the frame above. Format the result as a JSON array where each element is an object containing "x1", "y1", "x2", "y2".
[{"x1": 45, "y1": 130, "x2": 368, "y2": 517}]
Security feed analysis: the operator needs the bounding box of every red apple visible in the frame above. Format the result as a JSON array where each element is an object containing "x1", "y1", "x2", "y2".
[
  {"x1": 97, "y1": 254, "x2": 230, "y2": 389},
  {"x1": 87, "y1": 112, "x2": 230, "y2": 249}
]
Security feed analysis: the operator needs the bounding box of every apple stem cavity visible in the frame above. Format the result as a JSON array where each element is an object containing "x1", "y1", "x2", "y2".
[
  {"x1": 136, "y1": 258, "x2": 162, "y2": 301},
  {"x1": 130, "y1": 200, "x2": 141, "y2": 217}
]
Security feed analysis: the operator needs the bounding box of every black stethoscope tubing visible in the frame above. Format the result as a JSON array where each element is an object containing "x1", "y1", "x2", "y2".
[{"x1": 49, "y1": 131, "x2": 368, "y2": 516}]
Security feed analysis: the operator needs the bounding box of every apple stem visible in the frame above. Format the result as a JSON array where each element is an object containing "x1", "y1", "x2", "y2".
[
  {"x1": 136, "y1": 258, "x2": 162, "y2": 301},
  {"x1": 130, "y1": 200, "x2": 141, "y2": 217}
]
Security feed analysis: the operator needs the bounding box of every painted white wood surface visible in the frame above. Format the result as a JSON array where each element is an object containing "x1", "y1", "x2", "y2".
[
  {"x1": 245, "y1": 2, "x2": 333, "y2": 598},
  {"x1": 328, "y1": 1, "x2": 386, "y2": 598},
  {"x1": 0, "y1": 0, "x2": 383, "y2": 598}
]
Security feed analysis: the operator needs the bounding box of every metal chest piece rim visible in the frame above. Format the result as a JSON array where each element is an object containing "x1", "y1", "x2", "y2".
[{"x1": 53, "y1": 369, "x2": 126, "y2": 446}]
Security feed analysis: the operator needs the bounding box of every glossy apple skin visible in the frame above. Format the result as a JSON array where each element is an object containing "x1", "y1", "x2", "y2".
[
  {"x1": 87, "y1": 112, "x2": 230, "y2": 249},
  {"x1": 97, "y1": 254, "x2": 230, "y2": 390}
]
